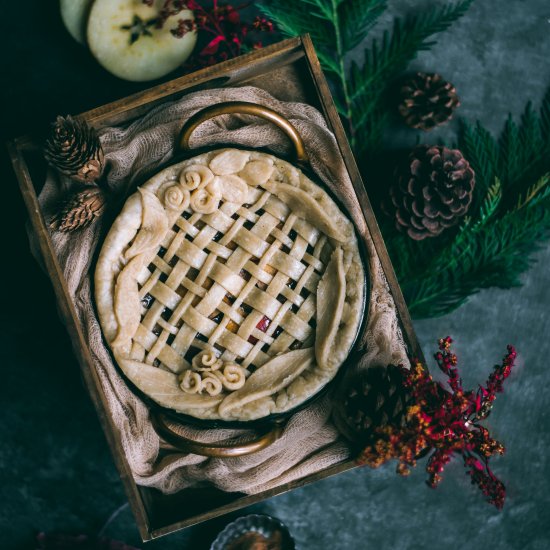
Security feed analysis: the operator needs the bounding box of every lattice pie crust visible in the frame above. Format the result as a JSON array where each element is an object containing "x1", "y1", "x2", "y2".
[{"x1": 95, "y1": 149, "x2": 364, "y2": 421}]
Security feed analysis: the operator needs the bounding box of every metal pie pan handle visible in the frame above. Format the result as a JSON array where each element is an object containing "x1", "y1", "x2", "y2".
[
  {"x1": 178, "y1": 101, "x2": 309, "y2": 163},
  {"x1": 151, "y1": 411, "x2": 284, "y2": 457}
]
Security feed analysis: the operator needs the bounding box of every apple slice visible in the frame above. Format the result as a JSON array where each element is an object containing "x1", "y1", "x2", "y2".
[
  {"x1": 87, "y1": 0, "x2": 197, "y2": 82},
  {"x1": 60, "y1": 0, "x2": 94, "y2": 45}
]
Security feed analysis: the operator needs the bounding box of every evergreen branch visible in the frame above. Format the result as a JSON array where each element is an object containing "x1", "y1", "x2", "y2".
[
  {"x1": 498, "y1": 114, "x2": 522, "y2": 189},
  {"x1": 341, "y1": 0, "x2": 387, "y2": 51},
  {"x1": 459, "y1": 120, "x2": 499, "y2": 201},
  {"x1": 404, "y1": 203, "x2": 550, "y2": 318},
  {"x1": 460, "y1": 95, "x2": 550, "y2": 214},
  {"x1": 519, "y1": 102, "x2": 542, "y2": 169},
  {"x1": 301, "y1": 0, "x2": 338, "y2": 21},
  {"x1": 258, "y1": 2, "x2": 334, "y2": 50},
  {"x1": 349, "y1": 0, "x2": 474, "y2": 102},
  {"x1": 474, "y1": 178, "x2": 502, "y2": 228},
  {"x1": 515, "y1": 174, "x2": 550, "y2": 210},
  {"x1": 541, "y1": 84, "x2": 550, "y2": 139},
  {"x1": 349, "y1": 0, "x2": 474, "y2": 152}
]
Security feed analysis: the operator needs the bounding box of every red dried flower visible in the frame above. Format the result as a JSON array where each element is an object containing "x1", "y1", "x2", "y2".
[
  {"x1": 151, "y1": 0, "x2": 191, "y2": 31},
  {"x1": 181, "y1": 0, "x2": 275, "y2": 69},
  {"x1": 139, "y1": 0, "x2": 276, "y2": 68},
  {"x1": 170, "y1": 18, "x2": 197, "y2": 37},
  {"x1": 357, "y1": 337, "x2": 517, "y2": 509},
  {"x1": 252, "y1": 16, "x2": 274, "y2": 33}
]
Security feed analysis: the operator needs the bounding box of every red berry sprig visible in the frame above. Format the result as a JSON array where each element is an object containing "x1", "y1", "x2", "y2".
[
  {"x1": 186, "y1": 0, "x2": 274, "y2": 68},
  {"x1": 141, "y1": 0, "x2": 275, "y2": 67},
  {"x1": 357, "y1": 337, "x2": 517, "y2": 509}
]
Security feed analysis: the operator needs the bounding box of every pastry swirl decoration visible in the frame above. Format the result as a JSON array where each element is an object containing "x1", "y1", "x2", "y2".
[
  {"x1": 163, "y1": 184, "x2": 190, "y2": 210},
  {"x1": 190, "y1": 184, "x2": 221, "y2": 214},
  {"x1": 201, "y1": 374, "x2": 223, "y2": 396},
  {"x1": 180, "y1": 164, "x2": 215, "y2": 191},
  {"x1": 180, "y1": 370, "x2": 202, "y2": 394},
  {"x1": 192, "y1": 349, "x2": 222, "y2": 370},
  {"x1": 180, "y1": 350, "x2": 248, "y2": 396},
  {"x1": 216, "y1": 364, "x2": 248, "y2": 391}
]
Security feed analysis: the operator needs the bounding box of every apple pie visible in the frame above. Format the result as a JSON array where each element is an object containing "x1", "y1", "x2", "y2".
[{"x1": 95, "y1": 149, "x2": 364, "y2": 421}]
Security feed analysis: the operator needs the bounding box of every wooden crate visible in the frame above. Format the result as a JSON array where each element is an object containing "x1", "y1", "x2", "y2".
[{"x1": 7, "y1": 35, "x2": 422, "y2": 541}]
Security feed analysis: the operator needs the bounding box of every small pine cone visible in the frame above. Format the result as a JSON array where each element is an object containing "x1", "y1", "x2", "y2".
[
  {"x1": 388, "y1": 145, "x2": 475, "y2": 240},
  {"x1": 398, "y1": 72, "x2": 460, "y2": 131},
  {"x1": 44, "y1": 115, "x2": 105, "y2": 184},
  {"x1": 50, "y1": 187, "x2": 107, "y2": 232},
  {"x1": 343, "y1": 365, "x2": 414, "y2": 447}
]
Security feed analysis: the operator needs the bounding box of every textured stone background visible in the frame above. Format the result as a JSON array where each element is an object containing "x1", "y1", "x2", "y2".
[{"x1": 1, "y1": 1, "x2": 549, "y2": 548}]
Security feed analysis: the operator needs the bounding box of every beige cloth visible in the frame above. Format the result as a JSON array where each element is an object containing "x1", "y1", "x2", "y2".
[{"x1": 35, "y1": 86, "x2": 408, "y2": 495}]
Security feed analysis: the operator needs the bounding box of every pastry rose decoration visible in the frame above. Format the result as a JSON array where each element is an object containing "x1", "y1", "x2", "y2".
[
  {"x1": 218, "y1": 363, "x2": 247, "y2": 391},
  {"x1": 201, "y1": 375, "x2": 223, "y2": 396},
  {"x1": 190, "y1": 178, "x2": 222, "y2": 214},
  {"x1": 178, "y1": 153, "x2": 256, "y2": 216},
  {"x1": 180, "y1": 165, "x2": 214, "y2": 191},
  {"x1": 163, "y1": 184, "x2": 190, "y2": 210},
  {"x1": 180, "y1": 370, "x2": 202, "y2": 394},
  {"x1": 179, "y1": 350, "x2": 248, "y2": 396},
  {"x1": 193, "y1": 349, "x2": 222, "y2": 371}
]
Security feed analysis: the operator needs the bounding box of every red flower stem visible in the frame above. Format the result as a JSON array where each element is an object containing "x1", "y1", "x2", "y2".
[{"x1": 198, "y1": 4, "x2": 237, "y2": 55}]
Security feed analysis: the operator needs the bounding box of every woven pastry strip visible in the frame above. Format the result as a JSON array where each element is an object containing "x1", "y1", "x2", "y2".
[{"x1": 130, "y1": 186, "x2": 330, "y2": 375}]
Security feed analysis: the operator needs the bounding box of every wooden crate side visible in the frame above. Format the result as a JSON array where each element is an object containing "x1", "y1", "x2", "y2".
[{"x1": 6, "y1": 141, "x2": 153, "y2": 541}]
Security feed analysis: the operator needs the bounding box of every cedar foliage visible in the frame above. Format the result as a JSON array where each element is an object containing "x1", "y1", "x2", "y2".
[
  {"x1": 395, "y1": 93, "x2": 550, "y2": 317},
  {"x1": 259, "y1": 0, "x2": 550, "y2": 317},
  {"x1": 260, "y1": 0, "x2": 473, "y2": 154}
]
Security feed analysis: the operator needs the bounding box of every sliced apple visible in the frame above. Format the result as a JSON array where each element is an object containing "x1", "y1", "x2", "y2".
[
  {"x1": 87, "y1": 0, "x2": 197, "y2": 82},
  {"x1": 60, "y1": 0, "x2": 94, "y2": 45}
]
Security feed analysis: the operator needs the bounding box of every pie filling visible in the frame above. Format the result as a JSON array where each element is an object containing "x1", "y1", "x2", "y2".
[{"x1": 95, "y1": 149, "x2": 364, "y2": 421}]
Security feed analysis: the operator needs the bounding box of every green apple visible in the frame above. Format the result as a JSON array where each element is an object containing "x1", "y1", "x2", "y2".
[
  {"x1": 60, "y1": 0, "x2": 94, "y2": 45},
  {"x1": 87, "y1": 0, "x2": 197, "y2": 82}
]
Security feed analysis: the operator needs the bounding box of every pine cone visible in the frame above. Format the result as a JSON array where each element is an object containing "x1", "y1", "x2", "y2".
[
  {"x1": 388, "y1": 145, "x2": 475, "y2": 240},
  {"x1": 50, "y1": 187, "x2": 107, "y2": 232},
  {"x1": 44, "y1": 115, "x2": 105, "y2": 184},
  {"x1": 343, "y1": 365, "x2": 413, "y2": 447},
  {"x1": 398, "y1": 72, "x2": 460, "y2": 131}
]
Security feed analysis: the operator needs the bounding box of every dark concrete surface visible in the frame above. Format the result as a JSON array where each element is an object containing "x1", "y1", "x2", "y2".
[{"x1": 1, "y1": 1, "x2": 549, "y2": 548}]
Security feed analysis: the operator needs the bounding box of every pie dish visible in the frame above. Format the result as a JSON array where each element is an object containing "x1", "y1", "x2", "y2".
[{"x1": 95, "y1": 147, "x2": 364, "y2": 421}]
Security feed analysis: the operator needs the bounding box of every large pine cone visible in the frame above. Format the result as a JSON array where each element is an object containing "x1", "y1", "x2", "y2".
[
  {"x1": 44, "y1": 115, "x2": 104, "y2": 184},
  {"x1": 342, "y1": 365, "x2": 413, "y2": 447},
  {"x1": 388, "y1": 145, "x2": 475, "y2": 240},
  {"x1": 398, "y1": 72, "x2": 460, "y2": 130}
]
